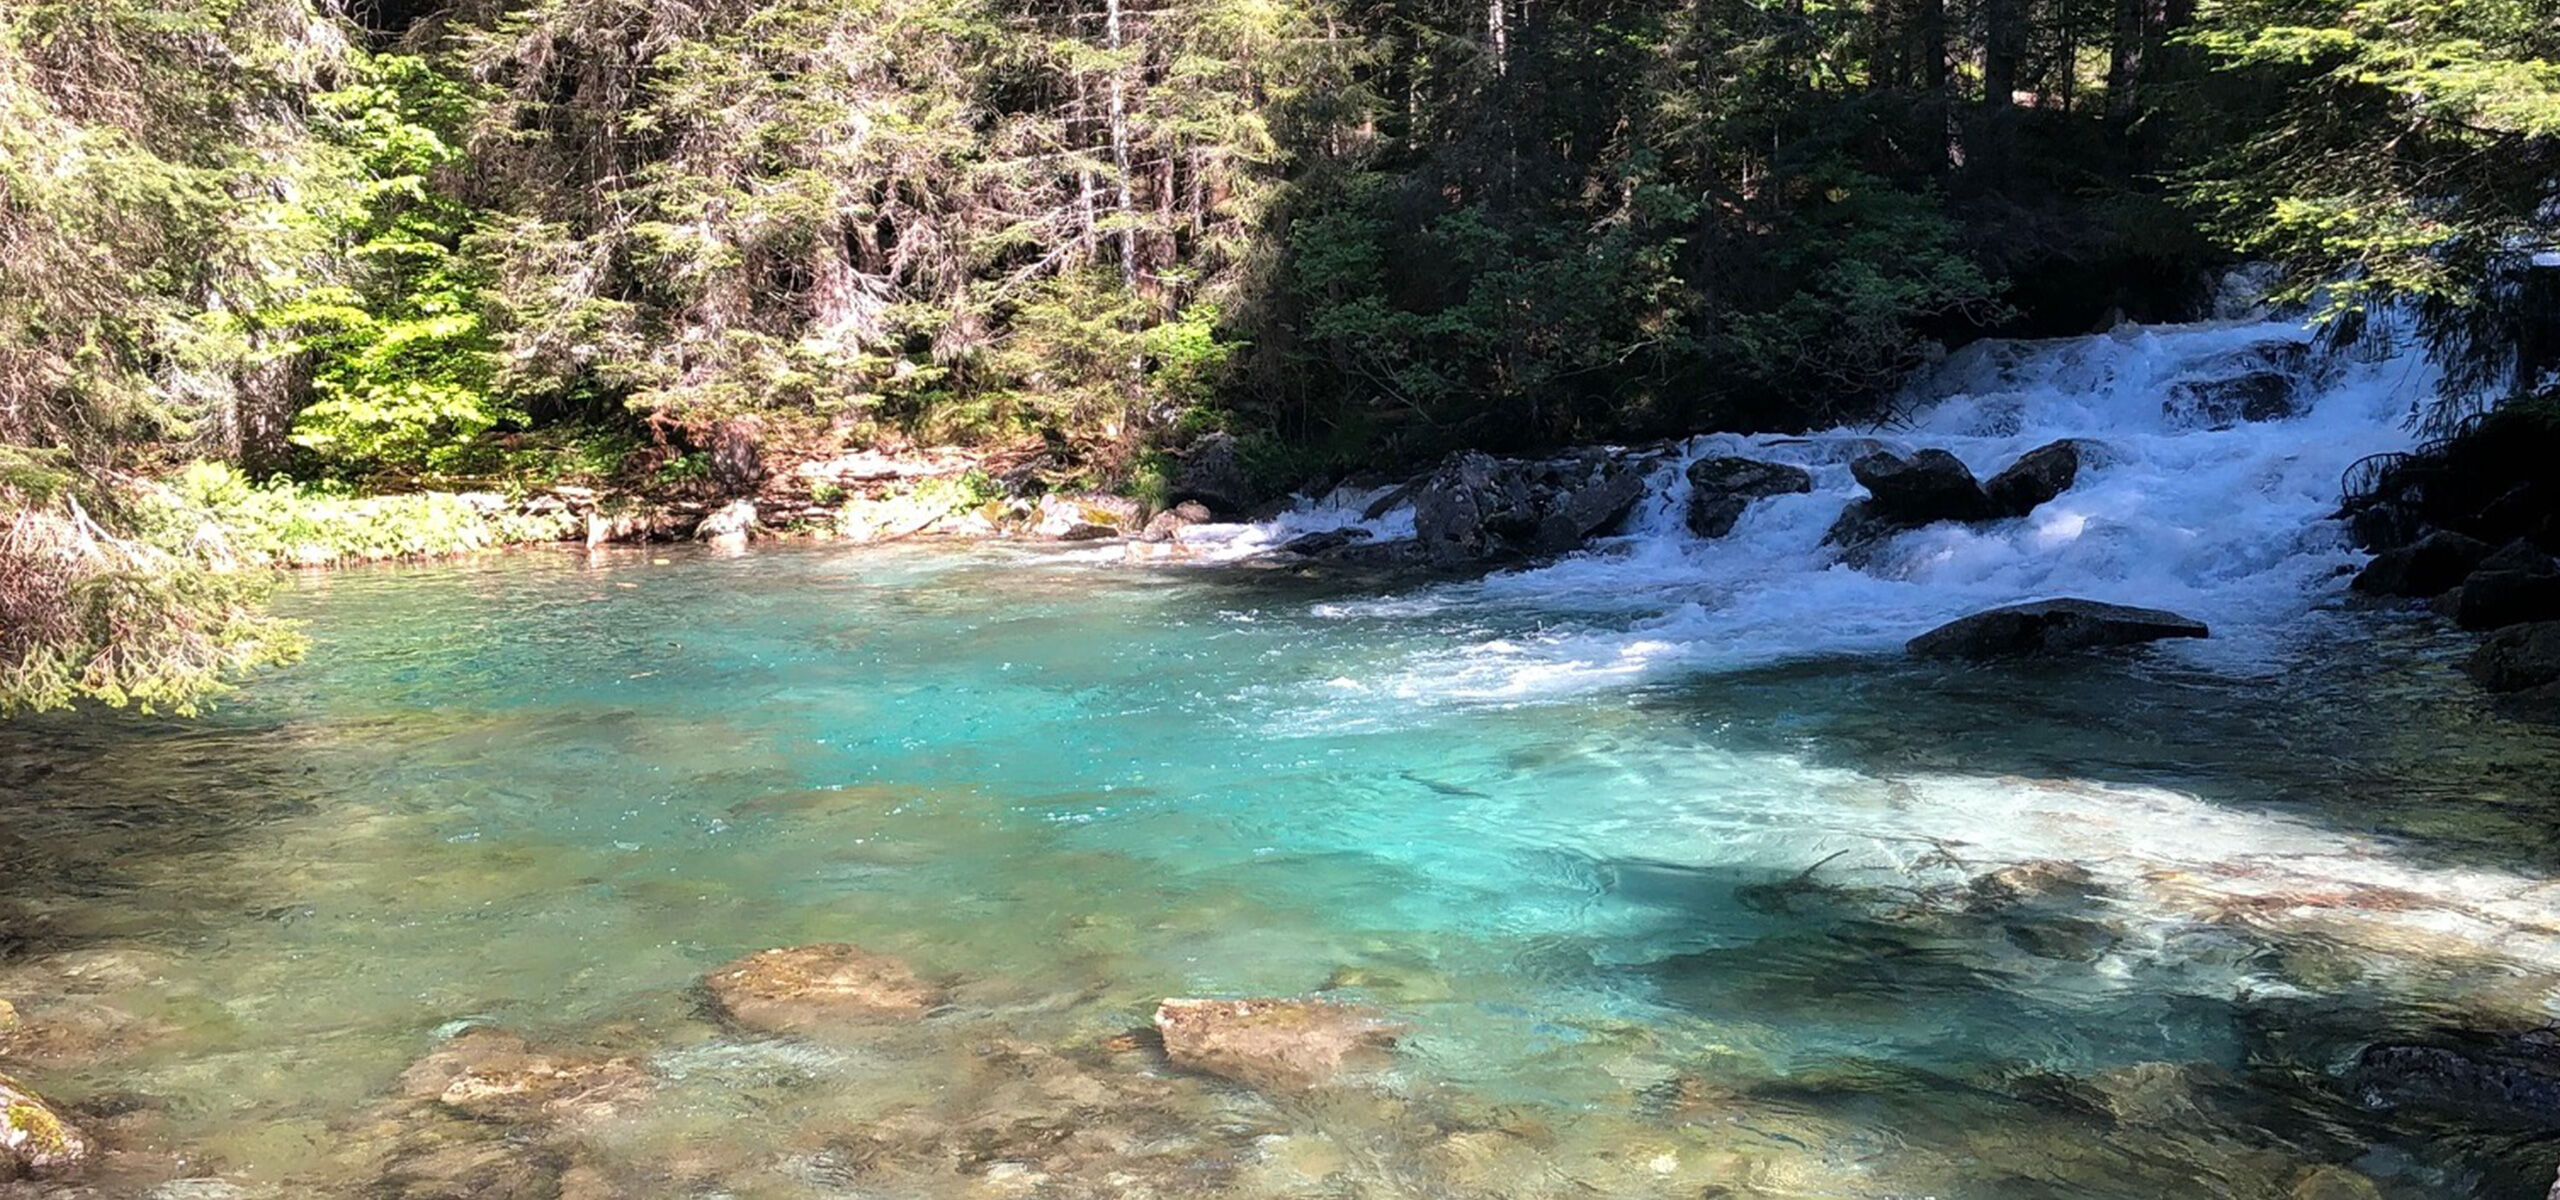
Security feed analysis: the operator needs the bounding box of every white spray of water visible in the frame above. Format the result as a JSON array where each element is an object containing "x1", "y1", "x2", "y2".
[{"x1": 1203, "y1": 317, "x2": 2438, "y2": 700}]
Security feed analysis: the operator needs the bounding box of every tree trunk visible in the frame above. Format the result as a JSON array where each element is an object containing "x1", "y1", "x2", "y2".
[
  {"x1": 2106, "y1": 0, "x2": 2152, "y2": 126},
  {"x1": 1982, "y1": 0, "x2": 2021, "y2": 108},
  {"x1": 1105, "y1": 0, "x2": 1139, "y2": 289},
  {"x1": 1488, "y1": 0, "x2": 1508, "y2": 76}
]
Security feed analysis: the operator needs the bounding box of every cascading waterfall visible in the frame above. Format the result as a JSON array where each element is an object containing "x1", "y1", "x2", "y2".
[{"x1": 1202, "y1": 315, "x2": 2439, "y2": 699}]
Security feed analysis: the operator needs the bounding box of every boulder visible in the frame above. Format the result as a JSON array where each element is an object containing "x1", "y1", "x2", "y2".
[
  {"x1": 0, "y1": 1069, "x2": 91, "y2": 1177},
  {"x1": 1684, "y1": 457, "x2": 1812, "y2": 539},
  {"x1": 2212, "y1": 262, "x2": 2284, "y2": 320},
  {"x1": 2164, "y1": 372, "x2": 2302, "y2": 429},
  {"x1": 2452, "y1": 569, "x2": 2560, "y2": 632},
  {"x1": 1138, "y1": 500, "x2": 1212, "y2": 543},
  {"x1": 1411, "y1": 450, "x2": 1647, "y2": 564},
  {"x1": 1907, "y1": 598, "x2": 2210, "y2": 659},
  {"x1": 694, "y1": 498, "x2": 757, "y2": 551},
  {"x1": 1153, "y1": 997, "x2": 1403, "y2": 1092},
  {"x1": 1850, "y1": 449, "x2": 1998, "y2": 525},
  {"x1": 1033, "y1": 492, "x2": 1139, "y2": 541},
  {"x1": 396, "y1": 1028, "x2": 650, "y2": 1126},
  {"x1": 701, "y1": 944, "x2": 942, "y2": 1034},
  {"x1": 1276, "y1": 528, "x2": 1373, "y2": 557},
  {"x1": 2352, "y1": 530, "x2": 2493, "y2": 597},
  {"x1": 1168, "y1": 433, "x2": 1258, "y2": 516},
  {"x1": 2463, "y1": 622, "x2": 2560, "y2": 693},
  {"x1": 1982, "y1": 439, "x2": 2086, "y2": 518},
  {"x1": 2479, "y1": 538, "x2": 2560, "y2": 576}
]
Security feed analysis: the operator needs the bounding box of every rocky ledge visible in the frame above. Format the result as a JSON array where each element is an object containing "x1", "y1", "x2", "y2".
[{"x1": 0, "y1": 1068, "x2": 90, "y2": 1179}]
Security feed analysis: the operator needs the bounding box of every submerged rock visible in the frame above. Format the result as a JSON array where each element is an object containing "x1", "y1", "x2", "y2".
[
  {"x1": 2351, "y1": 1030, "x2": 2560, "y2": 1127},
  {"x1": 1981, "y1": 439, "x2": 2086, "y2": 518},
  {"x1": 1965, "y1": 860, "x2": 2097, "y2": 912},
  {"x1": 1907, "y1": 599, "x2": 2210, "y2": 659},
  {"x1": 2463, "y1": 622, "x2": 2560, "y2": 693},
  {"x1": 1153, "y1": 997, "x2": 1403, "y2": 1091},
  {"x1": 0, "y1": 1069, "x2": 91, "y2": 1178},
  {"x1": 1684, "y1": 457, "x2": 1811, "y2": 539},
  {"x1": 702, "y1": 944, "x2": 942, "y2": 1034},
  {"x1": 396, "y1": 1028, "x2": 650, "y2": 1126},
  {"x1": 2352, "y1": 530, "x2": 2492, "y2": 597}
]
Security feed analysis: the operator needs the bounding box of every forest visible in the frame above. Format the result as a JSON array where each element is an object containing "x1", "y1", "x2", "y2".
[{"x1": 2, "y1": 0, "x2": 2557, "y2": 712}]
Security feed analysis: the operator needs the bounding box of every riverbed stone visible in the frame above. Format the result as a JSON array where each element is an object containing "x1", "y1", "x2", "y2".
[
  {"x1": 1, "y1": 1069, "x2": 91, "y2": 1178},
  {"x1": 2463, "y1": 622, "x2": 2560, "y2": 692},
  {"x1": 1154, "y1": 997, "x2": 1403, "y2": 1091},
  {"x1": 2353, "y1": 530, "x2": 2493, "y2": 597},
  {"x1": 1034, "y1": 493, "x2": 1139, "y2": 540},
  {"x1": 1684, "y1": 457, "x2": 1811, "y2": 539},
  {"x1": 396, "y1": 1028, "x2": 651, "y2": 1126},
  {"x1": 1982, "y1": 439, "x2": 2086, "y2": 518},
  {"x1": 1907, "y1": 598, "x2": 2209, "y2": 659},
  {"x1": 702, "y1": 944, "x2": 943, "y2": 1034}
]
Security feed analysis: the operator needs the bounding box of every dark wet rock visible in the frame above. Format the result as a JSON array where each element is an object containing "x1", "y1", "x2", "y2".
[
  {"x1": 1684, "y1": 457, "x2": 1812, "y2": 539},
  {"x1": 1412, "y1": 450, "x2": 1647, "y2": 564},
  {"x1": 2352, "y1": 530, "x2": 2493, "y2": 597},
  {"x1": 1154, "y1": 997, "x2": 1403, "y2": 1091},
  {"x1": 396, "y1": 1028, "x2": 650, "y2": 1126},
  {"x1": 1138, "y1": 500, "x2": 1211, "y2": 543},
  {"x1": 2164, "y1": 371, "x2": 2302, "y2": 429},
  {"x1": 2452, "y1": 568, "x2": 2560, "y2": 631},
  {"x1": 1819, "y1": 500, "x2": 1901, "y2": 563},
  {"x1": 1907, "y1": 598, "x2": 2209, "y2": 659},
  {"x1": 2464, "y1": 622, "x2": 2560, "y2": 693},
  {"x1": 1276, "y1": 528, "x2": 1373, "y2": 557},
  {"x1": 1982, "y1": 439, "x2": 2086, "y2": 518},
  {"x1": 1168, "y1": 433, "x2": 1258, "y2": 516},
  {"x1": 2479, "y1": 538, "x2": 2560, "y2": 576},
  {"x1": 0, "y1": 1069, "x2": 91, "y2": 1178},
  {"x1": 701, "y1": 944, "x2": 943, "y2": 1034},
  {"x1": 1850, "y1": 449, "x2": 1998, "y2": 525},
  {"x1": 2213, "y1": 262, "x2": 2285, "y2": 320},
  {"x1": 2351, "y1": 1030, "x2": 2560, "y2": 1127},
  {"x1": 2345, "y1": 499, "x2": 2426, "y2": 553}
]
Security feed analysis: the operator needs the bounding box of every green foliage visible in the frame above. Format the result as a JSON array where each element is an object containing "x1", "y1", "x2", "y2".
[
  {"x1": 286, "y1": 55, "x2": 511, "y2": 477},
  {"x1": 2181, "y1": 0, "x2": 2560, "y2": 331},
  {"x1": 148, "y1": 462, "x2": 577, "y2": 568}
]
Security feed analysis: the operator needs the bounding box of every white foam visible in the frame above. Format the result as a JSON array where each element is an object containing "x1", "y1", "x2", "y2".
[{"x1": 1232, "y1": 318, "x2": 2437, "y2": 701}]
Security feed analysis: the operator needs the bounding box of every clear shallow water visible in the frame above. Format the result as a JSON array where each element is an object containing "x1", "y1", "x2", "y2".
[
  {"x1": 5, "y1": 320, "x2": 2560, "y2": 1198},
  {"x1": 4, "y1": 544, "x2": 2560, "y2": 1199}
]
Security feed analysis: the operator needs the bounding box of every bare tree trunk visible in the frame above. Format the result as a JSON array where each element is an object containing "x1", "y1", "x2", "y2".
[
  {"x1": 1105, "y1": 0, "x2": 1138, "y2": 290},
  {"x1": 2106, "y1": 0, "x2": 2150, "y2": 126},
  {"x1": 1487, "y1": 0, "x2": 1508, "y2": 76}
]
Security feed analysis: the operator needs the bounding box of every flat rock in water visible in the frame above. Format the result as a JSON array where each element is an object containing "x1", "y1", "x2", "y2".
[
  {"x1": 0, "y1": 1068, "x2": 91, "y2": 1176},
  {"x1": 397, "y1": 1028, "x2": 650, "y2": 1126},
  {"x1": 703, "y1": 944, "x2": 942, "y2": 1034},
  {"x1": 1908, "y1": 598, "x2": 2209, "y2": 659},
  {"x1": 1153, "y1": 997, "x2": 1403, "y2": 1091}
]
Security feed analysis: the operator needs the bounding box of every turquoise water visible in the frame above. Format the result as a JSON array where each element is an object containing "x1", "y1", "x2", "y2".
[{"x1": 5, "y1": 541, "x2": 2560, "y2": 1198}]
